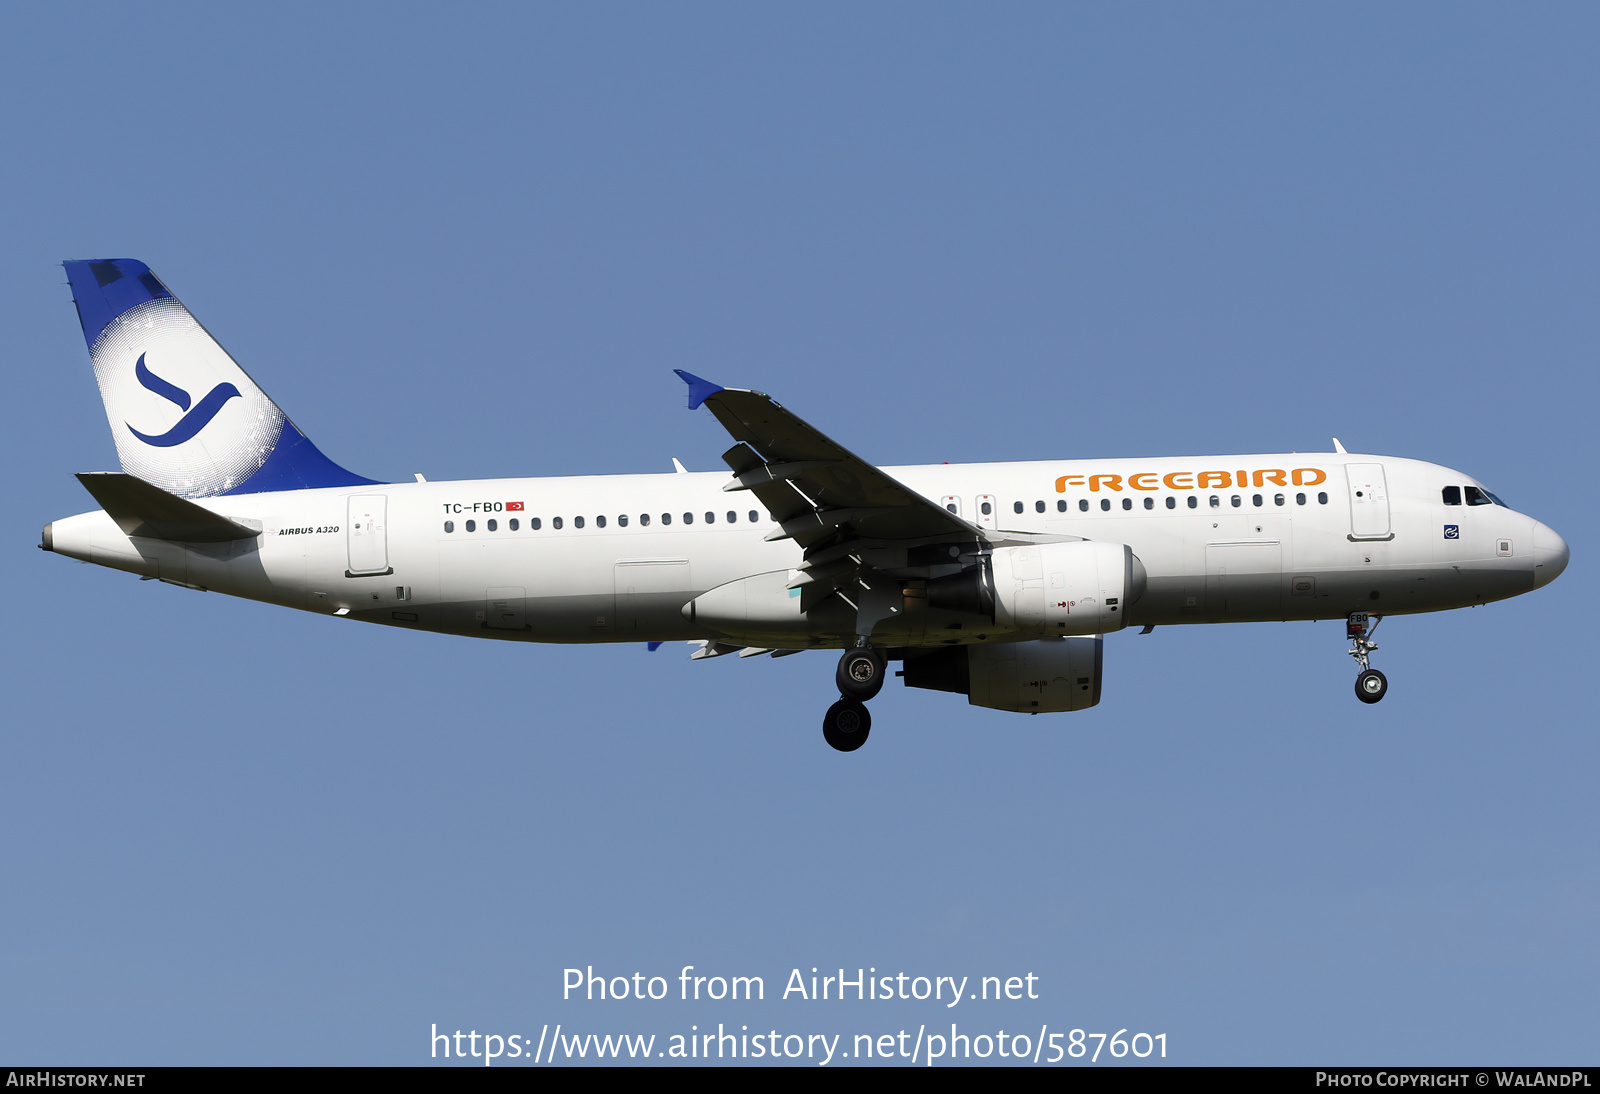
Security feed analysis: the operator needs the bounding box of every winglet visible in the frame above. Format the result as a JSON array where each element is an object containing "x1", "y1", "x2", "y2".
[{"x1": 674, "y1": 369, "x2": 724, "y2": 411}]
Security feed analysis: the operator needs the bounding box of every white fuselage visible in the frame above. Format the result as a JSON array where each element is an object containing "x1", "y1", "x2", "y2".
[{"x1": 45, "y1": 452, "x2": 1566, "y2": 647}]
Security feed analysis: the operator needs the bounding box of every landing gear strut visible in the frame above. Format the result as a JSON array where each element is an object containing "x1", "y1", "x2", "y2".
[
  {"x1": 824, "y1": 646, "x2": 886, "y2": 751},
  {"x1": 1347, "y1": 612, "x2": 1387, "y2": 704}
]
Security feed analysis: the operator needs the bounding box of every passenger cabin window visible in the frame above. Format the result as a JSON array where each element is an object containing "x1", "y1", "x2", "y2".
[
  {"x1": 1187, "y1": 496, "x2": 1198, "y2": 509},
  {"x1": 1166, "y1": 497, "x2": 1176, "y2": 509},
  {"x1": 597, "y1": 515, "x2": 606, "y2": 528},
  {"x1": 1057, "y1": 500, "x2": 1068, "y2": 512},
  {"x1": 1274, "y1": 494, "x2": 1284, "y2": 506},
  {"x1": 749, "y1": 510, "x2": 759, "y2": 522},
  {"x1": 661, "y1": 513, "x2": 671, "y2": 525},
  {"x1": 1035, "y1": 500, "x2": 1046, "y2": 513},
  {"x1": 1209, "y1": 496, "x2": 1220, "y2": 508},
  {"x1": 574, "y1": 516, "x2": 585, "y2": 528},
  {"x1": 552, "y1": 517, "x2": 563, "y2": 529},
  {"x1": 1317, "y1": 492, "x2": 1328, "y2": 504},
  {"x1": 487, "y1": 518, "x2": 497, "y2": 531},
  {"x1": 509, "y1": 518, "x2": 519, "y2": 530},
  {"x1": 531, "y1": 517, "x2": 542, "y2": 530},
  {"x1": 726, "y1": 511, "x2": 736, "y2": 523},
  {"x1": 1122, "y1": 498, "x2": 1132, "y2": 510},
  {"x1": 683, "y1": 512, "x2": 693, "y2": 524},
  {"x1": 1295, "y1": 493, "x2": 1306, "y2": 505},
  {"x1": 1442, "y1": 485, "x2": 1462, "y2": 506},
  {"x1": 640, "y1": 514, "x2": 650, "y2": 526},
  {"x1": 1231, "y1": 495, "x2": 1241, "y2": 507},
  {"x1": 1013, "y1": 501, "x2": 1024, "y2": 514},
  {"x1": 1079, "y1": 500, "x2": 1089, "y2": 512},
  {"x1": 466, "y1": 520, "x2": 476, "y2": 532},
  {"x1": 981, "y1": 501, "x2": 992, "y2": 516},
  {"x1": 444, "y1": 521, "x2": 454, "y2": 533},
  {"x1": 1251, "y1": 494, "x2": 1262, "y2": 507},
  {"x1": 619, "y1": 515, "x2": 629, "y2": 527},
  {"x1": 1101, "y1": 499, "x2": 1111, "y2": 511},
  {"x1": 1144, "y1": 497, "x2": 1154, "y2": 510}
]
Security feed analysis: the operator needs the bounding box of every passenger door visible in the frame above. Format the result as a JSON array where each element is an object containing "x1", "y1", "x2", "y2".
[
  {"x1": 1346, "y1": 464, "x2": 1392, "y2": 540},
  {"x1": 346, "y1": 495, "x2": 390, "y2": 575}
]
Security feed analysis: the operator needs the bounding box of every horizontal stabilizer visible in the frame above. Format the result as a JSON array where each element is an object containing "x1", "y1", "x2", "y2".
[{"x1": 75, "y1": 472, "x2": 260, "y2": 543}]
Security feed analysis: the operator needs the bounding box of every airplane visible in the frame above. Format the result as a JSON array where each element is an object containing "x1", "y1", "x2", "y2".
[{"x1": 41, "y1": 259, "x2": 1570, "y2": 751}]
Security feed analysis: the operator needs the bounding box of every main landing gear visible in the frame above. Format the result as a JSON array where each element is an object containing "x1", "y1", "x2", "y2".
[
  {"x1": 823, "y1": 699, "x2": 871, "y2": 752},
  {"x1": 823, "y1": 645, "x2": 886, "y2": 751},
  {"x1": 1347, "y1": 612, "x2": 1387, "y2": 704}
]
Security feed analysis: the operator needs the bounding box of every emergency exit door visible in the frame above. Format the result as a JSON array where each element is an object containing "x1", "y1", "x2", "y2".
[{"x1": 975, "y1": 494, "x2": 998, "y2": 530}]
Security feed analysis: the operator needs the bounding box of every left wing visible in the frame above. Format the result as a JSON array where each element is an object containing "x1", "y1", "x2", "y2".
[
  {"x1": 676, "y1": 370, "x2": 978, "y2": 547},
  {"x1": 676, "y1": 370, "x2": 987, "y2": 633}
]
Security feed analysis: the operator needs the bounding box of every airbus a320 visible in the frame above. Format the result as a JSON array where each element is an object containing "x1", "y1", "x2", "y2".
[{"x1": 42, "y1": 260, "x2": 1569, "y2": 750}]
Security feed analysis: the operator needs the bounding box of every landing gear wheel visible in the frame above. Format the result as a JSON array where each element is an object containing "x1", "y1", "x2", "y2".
[
  {"x1": 1346, "y1": 614, "x2": 1387, "y2": 704},
  {"x1": 836, "y1": 647, "x2": 887, "y2": 702},
  {"x1": 1355, "y1": 669, "x2": 1388, "y2": 704},
  {"x1": 823, "y1": 699, "x2": 872, "y2": 752}
]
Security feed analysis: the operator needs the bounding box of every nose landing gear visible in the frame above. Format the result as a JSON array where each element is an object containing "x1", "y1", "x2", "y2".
[
  {"x1": 824, "y1": 646, "x2": 886, "y2": 751},
  {"x1": 1347, "y1": 612, "x2": 1387, "y2": 704}
]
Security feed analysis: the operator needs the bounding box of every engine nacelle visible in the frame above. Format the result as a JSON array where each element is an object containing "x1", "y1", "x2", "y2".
[
  {"x1": 990, "y1": 540, "x2": 1142, "y2": 635},
  {"x1": 902, "y1": 637, "x2": 1103, "y2": 713}
]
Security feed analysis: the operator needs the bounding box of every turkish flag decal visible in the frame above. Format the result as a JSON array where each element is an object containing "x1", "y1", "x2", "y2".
[{"x1": 506, "y1": 501, "x2": 525, "y2": 511}]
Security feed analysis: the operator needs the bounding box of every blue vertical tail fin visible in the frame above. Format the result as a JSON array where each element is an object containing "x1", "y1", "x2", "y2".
[{"x1": 63, "y1": 258, "x2": 378, "y2": 498}]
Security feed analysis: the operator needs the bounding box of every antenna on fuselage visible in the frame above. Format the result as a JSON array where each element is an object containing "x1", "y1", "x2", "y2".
[{"x1": 1332, "y1": 438, "x2": 1349, "y2": 454}]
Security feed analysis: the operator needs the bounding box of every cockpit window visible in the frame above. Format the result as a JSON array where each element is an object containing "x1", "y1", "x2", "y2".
[
  {"x1": 1464, "y1": 486, "x2": 1494, "y2": 506},
  {"x1": 1482, "y1": 488, "x2": 1509, "y2": 508},
  {"x1": 1442, "y1": 486, "x2": 1461, "y2": 506}
]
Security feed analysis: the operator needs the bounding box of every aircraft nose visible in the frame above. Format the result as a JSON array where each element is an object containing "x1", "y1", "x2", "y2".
[{"x1": 1532, "y1": 521, "x2": 1569, "y2": 588}]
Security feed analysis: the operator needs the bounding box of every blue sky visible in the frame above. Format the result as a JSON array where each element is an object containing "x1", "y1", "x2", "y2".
[{"x1": 2, "y1": 3, "x2": 1594, "y2": 1065}]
